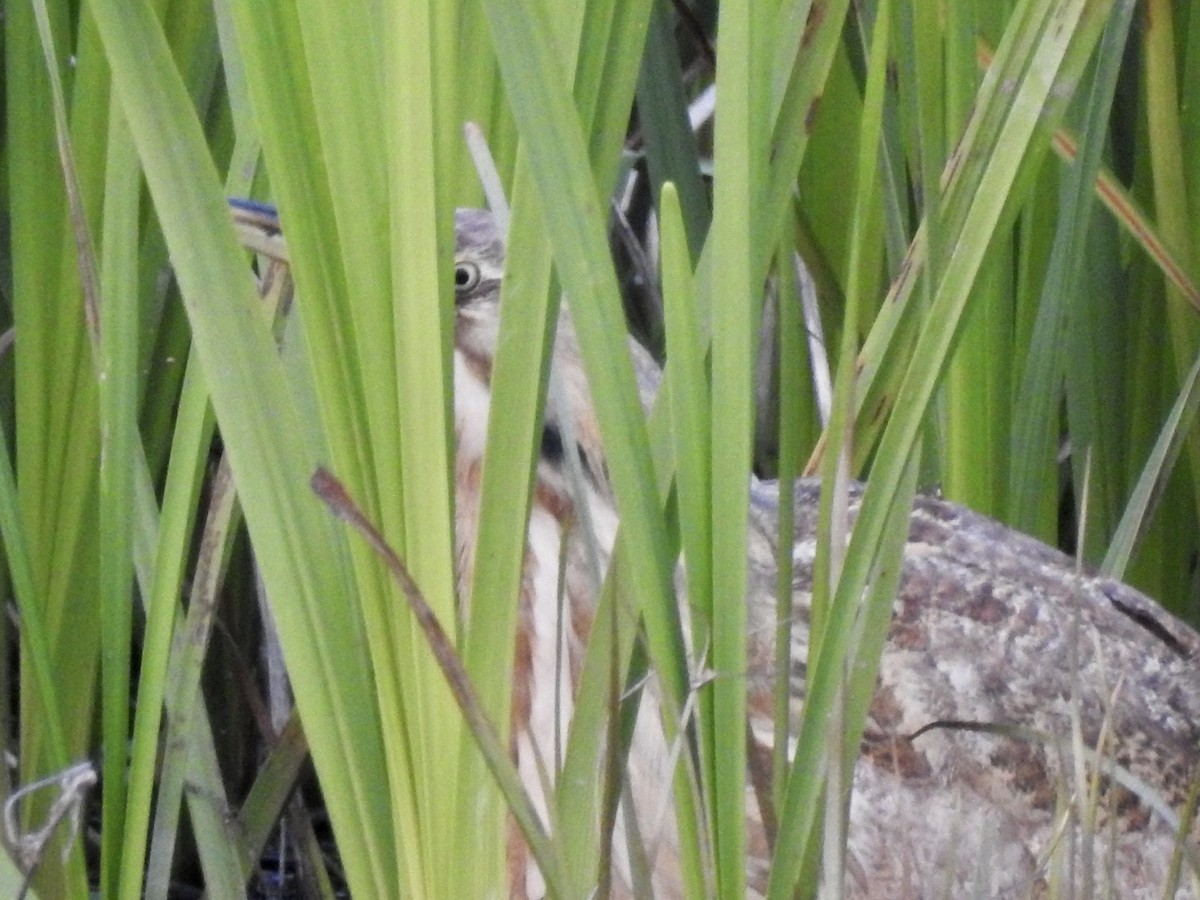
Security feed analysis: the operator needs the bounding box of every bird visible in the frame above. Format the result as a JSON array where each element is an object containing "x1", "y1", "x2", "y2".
[{"x1": 449, "y1": 206, "x2": 1200, "y2": 899}]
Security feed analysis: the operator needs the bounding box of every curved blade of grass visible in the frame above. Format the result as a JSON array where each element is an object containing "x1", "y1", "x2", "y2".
[{"x1": 1102, "y1": 342, "x2": 1200, "y2": 580}]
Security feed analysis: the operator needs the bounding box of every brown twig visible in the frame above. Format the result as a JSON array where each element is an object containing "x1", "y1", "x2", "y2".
[{"x1": 309, "y1": 467, "x2": 571, "y2": 896}]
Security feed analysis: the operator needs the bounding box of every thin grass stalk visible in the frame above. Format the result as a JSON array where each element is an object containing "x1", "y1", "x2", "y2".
[
  {"x1": 0, "y1": 415, "x2": 68, "y2": 773},
  {"x1": 456, "y1": 46, "x2": 605, "y2": 894},
  {"x1": 811, "y1": 0, "x2": 891, "y2": 710},
  {"x1": 911, "y1": 0, "x2": 945, "y2": 286},
  {"x1": 552, "y1": 355, "x2": 718, "y2": 899},
  {"x1": 141, "y1": 460, "x2": 244, "y2": 899},
  {"x1": 972, "y1": 40, "x2": 1200, "y2": 314},
  {"x1": 137, "y1": 249, "x2": 296, "y2": 897},
  {"x1": 1064, "y1": 217, "x2": 1129, "y2": 562},
  {"x1": 1042, "y1": 98, "x2": 1200, "y2": 311},
  {"x1": 150, "y1": 704, "x2": 247, "y2": 897},
  {"x1": 660, "y1": 183, "x2": 717, "y2": 891},
  {"x1": 582, "y1": 0, "x2": 717, "y2": 885},
  {"x1": 36, "y1": 17, "x2": 108, "y2": 792},
  {"x1": 1118, "y1": 263, "x2": 1176, "y2": 601},
  {"x1": 128, "y1": 69, "x2": 260, "y2": 896},
  {"x1": 234, "y1": 714, "x2": 310, "y2": 866},
  {"x1": 456, "y1": 32, "x2": 512, "y2": 204},
  {"x1": 706, "y1": 0, "x2": 770, "y2": 890},
  {"x1": 38, "y1": 16, "x2": 109, "y2": 704},
  {"x1": 869, "y1": 14, "x2": 919, "y2": 283},
  {"x1": 661, "y1": 185, "x2": 712, "y2": 709},
  {"x1": 763, "y1": 0, "x2": 852, "y2": 283},
  {"x1": 96, "y1": 110, "x2": 140, "y2": 900},
  {"x1": 575, "y1": 0, "x2": 654, "y2": 172},
  {"x1": 771, "y1": 230, "x2": 811, "y2": 806},
  {"x1": 943, "y1": 245, "x2": 1013, "y2": 513},
  {"x1": 0, "y1": 3, "x2": 80, "y2": 829}
]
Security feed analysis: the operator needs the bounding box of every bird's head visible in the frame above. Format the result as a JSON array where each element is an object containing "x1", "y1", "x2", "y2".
[
  {"x1": 451, "y1": 208, "x2": 664, "y2": 505},
  {"x1": 452, "y1": 209, "x2": 507, "y2": 387}
]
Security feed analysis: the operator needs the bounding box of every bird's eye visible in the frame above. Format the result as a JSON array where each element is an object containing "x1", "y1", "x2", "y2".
[{"x1": 455, "y1": 261, "x2": 481, "y2": 294}]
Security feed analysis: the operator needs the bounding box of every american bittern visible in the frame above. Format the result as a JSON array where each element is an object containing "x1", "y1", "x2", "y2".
[{"x1": 450, "y1": 208, "x2": 1200, "y2": 899}]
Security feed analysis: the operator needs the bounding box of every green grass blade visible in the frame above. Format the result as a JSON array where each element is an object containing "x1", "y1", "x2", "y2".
[
  {"x1": 384, "y1": 3, "x2": 462, "y2": 891},
  {"x1": 1007, "y1": 2, "x2": 1136, "y2": 533},
  {"x1": 95, "y1": 111, "x2": 140, "y2": 900},
  {"x1": 637, "y1": 1, "x2": 710, "y2": 258},
  {"x1": 1102, "y1": 342, "x2": 1200, "y2": 580},
  {"x1": 1143, "y1": 0, "x2": 1200, "y2": 523},
  {"x1": 707, "y1": 0, "x2": 775, "y2": 887},
  {"x1": 86, "y1": 2, "x2": 395, "y2": 896},
  {"x1": 453, "y1": 174, "x2": 565, "y2": 894},
  {"x1": 661, "y1": 184, "x2": 712, "y2": 665},
  {"x1": 770, "y1": 1, "x2": 1117, "y2": 893},
  {"x1": 480, "y1": 0, "x2": 687, "y2": 775},
  {"x1": 10, "y1": 22, "x2": 105, "y2": 889}
]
